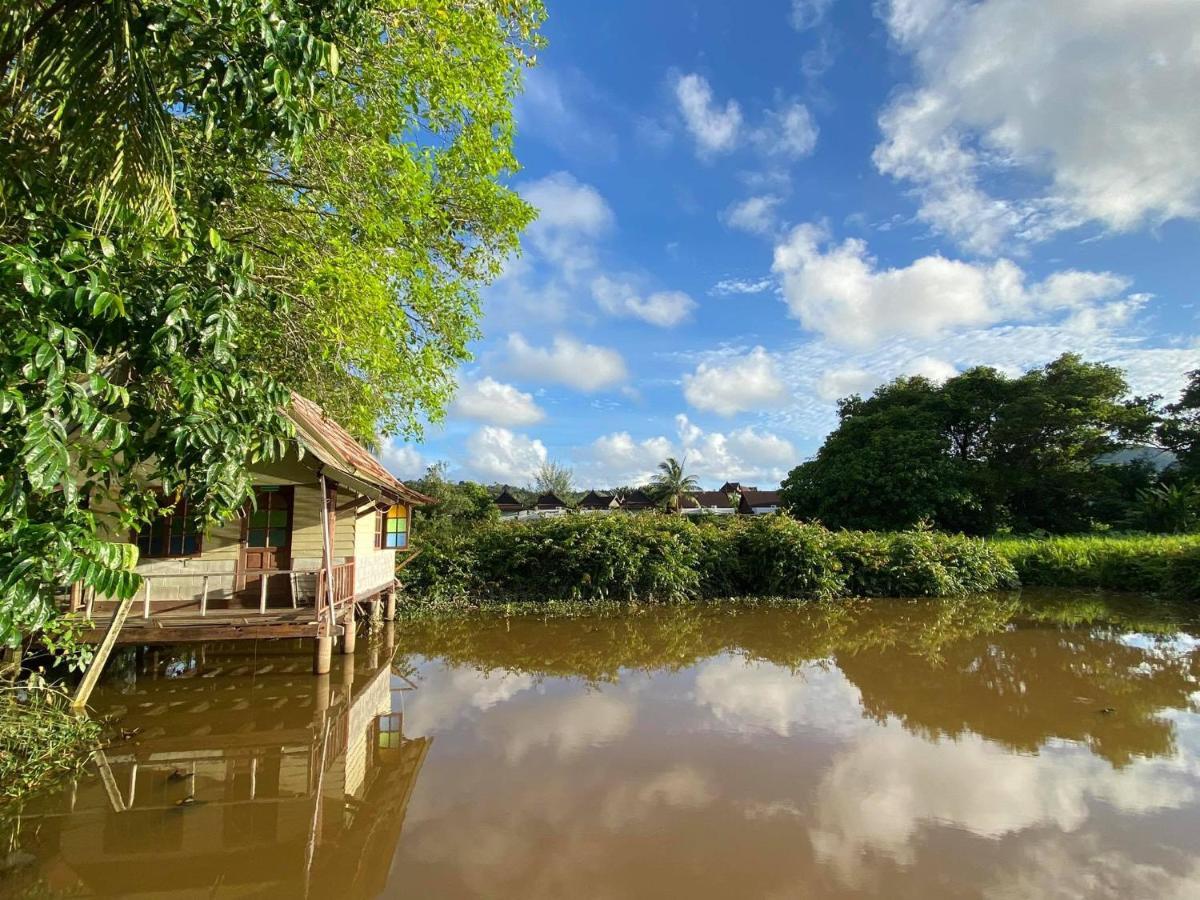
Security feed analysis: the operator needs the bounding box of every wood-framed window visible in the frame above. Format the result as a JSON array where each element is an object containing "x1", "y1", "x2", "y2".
[
  {"x1": 246, "y1": 486, "x2": 293, "y2": 550},
  {"x1": 134, "y1": 496, "x2": 202, "y2": 559},
  {"x1": 376, "y1": 503, "x2": 408, "y2": 550}
]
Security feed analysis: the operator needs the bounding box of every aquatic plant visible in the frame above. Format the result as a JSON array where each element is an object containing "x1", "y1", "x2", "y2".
[{"x1": 1, "y1": 683, "x2": 100, "y2": 808}]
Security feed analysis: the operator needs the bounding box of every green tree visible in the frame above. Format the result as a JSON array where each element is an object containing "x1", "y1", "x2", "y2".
[
  {"x1": 1160, "y1": 370, "x2": 1200, "y2": 482},
  {"x1": 650, "y1": 457, "x2": 700, "y2": 512},
  {"x1": 0, "y1": 1, "x2": 543, "y2": 647},
  {"x1": 410, "y1": 463, "x2": 499, "y2": 529},
  {"x1": 781, "y1": 355, "x2": 1160, "y2": 534},
  {"x1": 532, "y1": 460, "x2": 575, "y2": 499}
]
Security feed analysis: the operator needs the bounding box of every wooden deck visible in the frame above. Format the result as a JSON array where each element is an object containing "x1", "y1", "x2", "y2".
[{"x1": 75, "y1": 607, "x2": 344, "y2": 644}]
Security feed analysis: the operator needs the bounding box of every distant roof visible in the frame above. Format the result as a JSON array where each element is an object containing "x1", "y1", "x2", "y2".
[
  {"x1": 494, "y1": 488, "x2": 523, "y2": 507},
  {"x1": 286, "y1": 392, "x2": 432, "y2": 505},
  {"x1": 535, "y1": 492, "x2": 568, "y2": 508},
  {"x1": 579, "y1": 490, "x2": 616, "y2": 508},
  {"x1": 739, "y1": 490, "x2": 782, "y2": 508},
  {"x1": 619, "y1": 489, "x2": 655, "y2": 508},
  {"x1": 686, "y1": 491, "x2": 735, "y2": 509},
  {"x1": 719, "y1": 482, "x2": 758, "y2": 493}
]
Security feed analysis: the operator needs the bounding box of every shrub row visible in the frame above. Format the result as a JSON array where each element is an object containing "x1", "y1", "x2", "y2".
[
  {"x1": 399, "y1": 515, "x2": 1020, "y2": 604},
  {"x1": 991, "y1": 533, "x2": 1200, "y2": 598}
]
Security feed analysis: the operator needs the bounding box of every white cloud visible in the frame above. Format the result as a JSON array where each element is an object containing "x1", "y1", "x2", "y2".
[
  {"x1": 711, "y1": 276, "x2": 775, "y2": 296},
  {"x1": 505, "y1": 333, "x2": 628, "y2": 392},
  {"x1": 875, "y1": 0, "x2": 1200, "y2": 252},
  {"x1": 816, "y1": 367, "x2": 875, "y2": 402},
  {"x1": 581, "y1": 415, "x2": 798, "y2": 487},
  {"x1": 753, "y1": 100, "x2": 819, "y2": 159},
  {"x1": 463, "y1": 426, "x2": 547, "y2": 484},
  {"x1": 722, "y1": 195, "x2": 783, "y2": 236},
  {"x1": 772, "y1": 222, "x2": 1138, "y2": 347},
  {"x1": 791, "y1": 0, "x2": 834, "y2": 30},
  {"x1": 907, "y1": 355, "x2": 957, "y2": 383},
  {"x1": 515, "y1": 67, "x2": 618, "y2": 162},
  {"x1": 520, "y1": 171, "x2": 614, "y2": 275},
  {"x1": 450, "y1": 377, "x2": 545, "y2": 427},
  {"x1": 591, "y1": 275, "x2": 697, "y2": 327},
  {"x1": 674, "y1": 73, "x2": 743, "y2": 157},
  {"x1": 683, "y1": 346, "x2": 791, "y2": 416},
  {"x1": 380, "y1": 441, "x2": 423, "y2": 479}
]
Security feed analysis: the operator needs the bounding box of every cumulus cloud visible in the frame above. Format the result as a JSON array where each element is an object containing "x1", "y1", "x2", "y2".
[
  {"x1": 772, "y1": 223, "x2": 1138, "y2": 347},
  {"x1": 520, "y1": 171, "x2": 614, "y2": 275},
  {"x1": 591, "y1": 275, "x2": 697, "y2": 327},
  {"x1": 450, "y1": 377, "x2": 545, "y2": 427},
  {"x1": 874, "y1": 0, "x2": 1200, "y2": 252},
  {"x1": 505, "y1": 333, "x2": 628, "y2": 392},
  {"x1": 463, "y1": 426, "x2": 547, "y2": 484},
  {"x1": 674, "y1": 73, "x2": 743, "y2": 156},
  {"x1": 683, "y1": 346, "x2": 791, "y2": 416},
  {"x1": 582, "y1": 416, "x2": 798, "y2": 487},
  {"x1": 815, "y1": 367, "x2": 875, "y2": 402},
  {"x1": 380, "y1": 441, "x2": 423, "y2": 479},
  {"x1": 722, "y1": 195, "x2": 783, "y2": 236}
]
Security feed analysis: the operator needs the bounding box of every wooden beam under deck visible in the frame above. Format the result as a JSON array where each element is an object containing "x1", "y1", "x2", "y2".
[{"x1": 73, "y1": 609, "x2": 346, "y2": 645}]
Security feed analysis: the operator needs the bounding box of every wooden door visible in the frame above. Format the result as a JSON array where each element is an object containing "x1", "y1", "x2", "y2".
[{"x1": 239, "y1": 486, "x2": 293, "y2": 604}]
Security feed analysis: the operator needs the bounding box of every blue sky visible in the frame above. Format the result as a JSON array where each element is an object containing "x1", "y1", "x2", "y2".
[{"x1": 384, "y1": 0, "x2": 1200, "y2": 490}]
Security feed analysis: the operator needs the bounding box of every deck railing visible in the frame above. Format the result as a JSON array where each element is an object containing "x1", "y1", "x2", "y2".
[{"x1": 69, "y1": 563, "x2": 357, "y2": 620}]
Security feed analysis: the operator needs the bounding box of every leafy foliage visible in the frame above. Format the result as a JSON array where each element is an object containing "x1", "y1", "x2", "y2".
[
  {"x1": 399, "y1": 514, "x2": 1018, "y2": 604},
  {"x1": 1160, "y1": 369, "x2": 1200, "y2": 482},
  {"x1": 649, "y1": 456, "x2": 701, "y2": 512},
  {"x1": 781, "y1": 354, "x2": 1162, "y2": 533},
  {"x1": 531, "y1": 460, "x2": 576, "y2": 498},
  {"x1": 0, "y1": 1, "x2": 543, "y2": 647}
]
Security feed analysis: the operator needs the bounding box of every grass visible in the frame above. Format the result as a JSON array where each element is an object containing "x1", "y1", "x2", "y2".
[
  {"x1": 1, "y1": 684, "x2": 101, "y2": 809},
  {"x1": 991, "y1": 533, "x2": 1200, "y2": 597}
]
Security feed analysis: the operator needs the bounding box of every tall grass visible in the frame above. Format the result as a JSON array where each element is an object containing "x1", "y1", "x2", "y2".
[
  {"x1": 1, "y1": 684, "x2": 100, "y2": 807},
  {"x1": 400, "y1": 514, "x2": 1019, "y2": 605},
  {"x1": 991, "y1": 533, "x2": 1200, "y2": 598}
]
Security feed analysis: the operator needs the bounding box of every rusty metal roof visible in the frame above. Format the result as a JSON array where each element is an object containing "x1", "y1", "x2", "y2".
[{"x1": 286, "y1": 392, "x2": 433, "y2": 506}]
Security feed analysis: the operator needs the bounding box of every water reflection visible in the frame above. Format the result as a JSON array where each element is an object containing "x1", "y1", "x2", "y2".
[
  {"x1": 5, "y1": 592, "x2": 1200, "y2": 899},
  {"x1": 2, "y1": 631, "x2": 428, "y2": 899}
]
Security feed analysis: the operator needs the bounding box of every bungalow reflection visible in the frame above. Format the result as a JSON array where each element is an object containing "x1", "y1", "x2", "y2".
[{"x1": 3, "y1": 633, "x2": 429, "y2": 899}]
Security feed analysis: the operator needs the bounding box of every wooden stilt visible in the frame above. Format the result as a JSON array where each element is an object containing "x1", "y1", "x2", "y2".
[
  {"x1": 384, "y1": 587, "x2": 396, "y2": 622},
  {"x1": 313, "y1": 634, "x2": 332, "y2": 675},
  {"x1": 341, "y1": 603, "x2": 356, "y2": 655},
  {"x1": 72, "y1": 594, "x2": 134, "y2": 709}
]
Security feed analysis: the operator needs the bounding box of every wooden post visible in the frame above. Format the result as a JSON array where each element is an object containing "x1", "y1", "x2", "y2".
[
  {"x1": 318, "y1": 474, "x2": 338, "y2": 639},
  {"x1": 72, "y1": 593, "x2": 134, "y2": 709},
  {"x1": 313, "y1": 634, "x2": 332, "y2": 675},
  {"x1": 142, "y1": 578, "x2": 152, "y2": 619},
  {"x1": 384, "y1": 587, "x2": 396, "y2": 622},
  {"x1": 200, "y1": 575, "x2": 210, "y2": 616},
  {"x1": 259, "y1": 574, "x2": 268, "y2": 615},
  {"x1": 341, "y1": 602, "x2": 356, "y2": 655}
]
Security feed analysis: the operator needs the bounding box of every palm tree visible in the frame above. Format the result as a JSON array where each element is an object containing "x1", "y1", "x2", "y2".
[{"x1": 650, "y1": 457, "x2": 700, "y2": 513}]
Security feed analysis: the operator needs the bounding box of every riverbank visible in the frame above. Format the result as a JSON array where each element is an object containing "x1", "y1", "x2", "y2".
[
  {"x1": 992, "y1": 533, "x2": 1200, "y2": 597},
  {"x1": 399, "y1": 515, "x2": 1019, "y2": 604}
]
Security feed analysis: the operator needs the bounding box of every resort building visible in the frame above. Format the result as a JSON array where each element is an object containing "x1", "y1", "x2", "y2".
[
  {"x1": 680, "y1": 491, "x2": 738, "y2": 516},
  {"x1": 737, "y1": 490, "x2": 783, "y2": 515},
  {"x1": 534, "y1": 492, "x2": 569, "y2": 513},
  {"x1": 68, "y1": 392, "x2": 431, "y2": 685},
  {"x1": 617, "y1": 489, "x2": 656, "y2": 511},
  {"x1": 494, "y1": 488, "x2": 525, "y2": 517},
  {"x1": 578, "y1": 490, "x2": 619, "y2": 512}
]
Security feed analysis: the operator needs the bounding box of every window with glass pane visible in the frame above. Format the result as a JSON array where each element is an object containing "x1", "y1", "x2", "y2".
[
  {"x1": 135, "y1": 497, "x2": 202, "y2": 558},
  {"x1": 377, "y1": 504, "x2": 407, "y2": 549},
  {"x1": 247, "y1": 487, "x2": 291, "y2": 548}
]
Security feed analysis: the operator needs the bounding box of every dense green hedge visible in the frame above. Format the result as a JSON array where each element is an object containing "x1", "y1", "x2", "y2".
[
  {"x1": 992, "y1": 534, "x2": 1200, "y2": 598},
  {"x1": 399, "y1": 515, "x2": 1019, "y2": 604}
]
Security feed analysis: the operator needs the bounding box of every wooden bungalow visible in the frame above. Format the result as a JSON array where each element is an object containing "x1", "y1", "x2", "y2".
[
  {"x1": 67, "y1": 392, "x2": 433, "y2": 693},
  {"x1": 618, "y1": 489, "x2": 656, "y2": 511},
  {"x1": 719, "y1": 481, "x2": 759, "y2": 494},
  {"x1": 534, "y1": 491, "x2": 569, "y2": 512},
  {"x1": 578, "y1": 490, "x2": 618, "y2": 512},
  {"x1": 494, "y1": 487, "x2": 525, "y2": 516},
  {"x1": 680, "y1": 491, "x2": 738, "y2": 516},
  {"x1": 738, "y1": 490, "x2": 783, "y2": 515}
]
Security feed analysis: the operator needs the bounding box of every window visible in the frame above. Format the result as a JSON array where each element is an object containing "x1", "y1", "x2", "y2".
[
  {"x1": 376, "y1": 503, "x2": 408, "y2": 549},
  {"x1": 246, "y1": 486, "x2": 292, "y2": 549},
  {"x1": 135, "y1": 496, "x2": 202, "y2": 558}
]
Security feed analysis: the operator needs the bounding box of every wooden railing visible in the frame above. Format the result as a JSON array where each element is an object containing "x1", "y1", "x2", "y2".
[{"x1": 68, "y1": 563, "x2": 357, "y2": 620}]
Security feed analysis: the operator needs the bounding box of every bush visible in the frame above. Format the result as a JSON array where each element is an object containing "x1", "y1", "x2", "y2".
[
  {"x1": 992, "y1": 533, "x2": 1200, "y2": 598},
  {"x1": 399, "y1": 514, "x2": 1018, "y2": 605},
  {"x1": 1, "y1": 684, "x2": 101, "y2": 808}
]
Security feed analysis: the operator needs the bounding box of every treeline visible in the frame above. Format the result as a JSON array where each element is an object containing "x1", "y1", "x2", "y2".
[
  {"x1": 782, "y1": 355, "x2": 1199, "y2": 535},
  {"x1": 399, "y1": 514, "x2": 1019, "y2": 604}
]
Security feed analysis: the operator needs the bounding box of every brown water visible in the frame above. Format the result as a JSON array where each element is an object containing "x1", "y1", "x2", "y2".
[{"x1": 5, "y1": 592, "x2": 1200, "y2": 899}]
